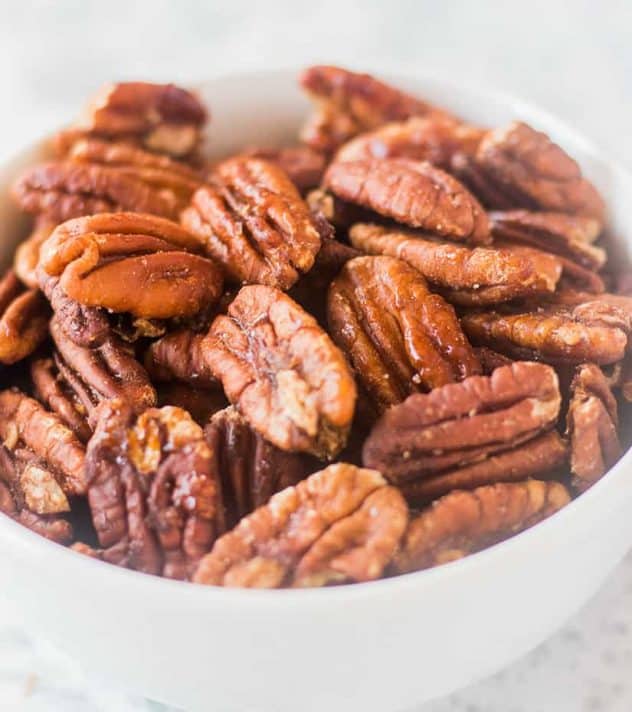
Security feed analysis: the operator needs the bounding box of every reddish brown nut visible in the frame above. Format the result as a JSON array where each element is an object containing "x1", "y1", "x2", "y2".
[
  {"x1": 145, "y1": 329, "x2": 218, "y2": 386},
  {"x1": 452, "y1": 121, "x2": 605, "y2": 220},
  {"x1": 14, "y1": 220, "x2": 55, "y2": 289},
  {"x1": 362, "y1": 362, "x2": 561, "y2": 484},
  {"x1": 193, "y1": 462, "x2": 408, "y2": 588},
  {"x1": 327, "y1": 256, "x2": 481, "y2": 413},
  {"x1": 86, "y1": 400, "x2": 222, "y2": 579},
  {"x1": 156, "y1": 382, "x2": 228, "y2": 425},
  {"x1": 241, "y1": 145, "x2": 327, "y2": 192},
  {"x1": 393, "y1": 480, "x2": 570, "y2": 574},
  {"x1": 181, "y1": 157, "x2": 323, "y2": 290},
  {"x1": 0, "y1": 388, "x2": 86, "y2": 498},
  {"x1": 0, "y1": 269, "x2": 49, "y2": 365},
  {"x1": 566, "y1": 364, "x2": 621, "y2": 493},
  {"x1": 324, "y1": 158, "x2": 491, "y2": 244},
  {"x1": 475, "y1": 346, "x2": 514, "y2": 374},
  {"x1": 38, "y1": 212, "x2": 223, "y2": 320},
  {"x1": 349, "y1": 223, "x2": 562, "y2": 306},
  {"x1": 204, "y1": 285, "x2": 357, "y2": 458},
  {"x1": 299, "y1": 65, "x2": 449, "y2": 154}
]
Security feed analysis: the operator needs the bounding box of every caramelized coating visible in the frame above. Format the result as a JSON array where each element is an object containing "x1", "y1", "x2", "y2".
[
  {"x1": 324, "y1": 158, "x2": 490, "y2": 244},
  {"x1": 241, "y1": 145, "x2": 327, "y2": 191},
  {"x1": 328, "y1": 256, "x2": 481, "y2": 412},
  {"x1": 193, "y1": 463, "x2": 408, "y2": 588},
  {"x1": 350, "y1": 224, "x2": 561, "y2": 305},
  {"x1": 145, "y1": 329, "x2": 218, "y2": 386},
  {"x1": 393, "y1": 480, "x2": 570, "y2": 574},
  {"x1": 38, "y1": 212, "x2": 223, "y2": 320},
  {"x1": 14, "y1": 219, "x2": 55, "y2": 288},
  {"x1": 204, "y1": 285, "x2": 357, "y2": 458},
  {"x1": 182, "y1": 157, "x2": 323, "y2": 289},
  {"x1": 0, "y1": 269, "x2": 49, "y2": 364}
]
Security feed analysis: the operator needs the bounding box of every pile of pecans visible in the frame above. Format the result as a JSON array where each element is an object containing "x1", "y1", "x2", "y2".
[{"x1": 0, "y1": 66, "x2": 629, "y2": 588}]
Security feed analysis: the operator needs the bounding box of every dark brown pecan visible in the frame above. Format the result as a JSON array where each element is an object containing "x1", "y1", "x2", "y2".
[
  {"x1": 299, "y1": 65, "x2": 449, "y2": 154},
  {"x1": 452, "y1": 121, "x2": 605, "y2": 220},
  {"x1": 38, "y1": 212, "x2": 223, "y2": 320},
  {"x1": 393, "y1": 480, "x2": 570, "y2": 574},
  {"x1": 475, "y1": 346, "x2": 515, "y2": 374},
  {"x1": 362, "y1": 362, "x2": 561, "y2": 484},
  {"x1": 324, "y1": 158, "x2": 491, "y2": 244},
  {"x1": 193, "y1": 463, "x2": 408, "y2": 588},
  {"x1": 181, "y1": 157, "x2": 323, "y2": 290},
  {"x1": 14, "y1": 219, "x2": 55, "y2": 289},
  {"x1": 156, "y1": 382, "x2": 228, "y2": 425},
  {"x1": 86, "y1": 400, "x2": 222, "y2": 579},
  {"x1": 204, "y1": 285, "x2": 357, "y2": 458},
  {"x1": 327, "y1": 256, "x2": 481, "y2": 413},
  {"x1": 0, "y1": 388, "x2": 86, "y2": 498},
  {"x1": 145, "y1": 329, "x2": 218, "y2": 386},
  {"x1": 0, "y1": 269, "x2": 49, "y2": 365},
  {"x1": 349, "y1": 223, "x2": 562, "y2": 306},
  {"x1": 566, "y1": 363, "x2": 621, "y2": 493},
  {"x1": 241, "y1": 145, "x2": 327, "y2": 192}
]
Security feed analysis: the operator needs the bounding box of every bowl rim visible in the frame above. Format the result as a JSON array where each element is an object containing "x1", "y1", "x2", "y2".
[{"x1": 2, "y1": 66, "x2": 632, "y2": 605}]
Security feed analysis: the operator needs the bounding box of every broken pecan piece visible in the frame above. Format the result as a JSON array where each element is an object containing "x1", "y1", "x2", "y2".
[
  {"x1": 86, "y1": 400, "x2": 222, "y2": 579},
  {"x1": 362, "y1": 362, "x2": 561, "y2": 484},
  {"x1": 38, "y1": 212, "x2": 223, "y2": 320},
  {"x1": 204, "y1": 285, "x2": 357, "y2": 458},
  {"x1": 566, "y1": 363, "x2": 621, "y2": 492},
  {"x1": 324, "y1": 158, "x2": 490, "y2": 244},
  {"x1": 393, "y1": 480, "x2": 570, "y2": 574},
  {"x1": 182, "y1": 157, "x2": 323, "y2": 289},
  {"x1": 193, "y1": 462, "x2": 408, "y2": 587},
  {"x1": 349, "y1": 223, "x2": 561, "y2": 305},
  {"x1": 327, "y1": 255, "x2": 481, "y2": 413}
]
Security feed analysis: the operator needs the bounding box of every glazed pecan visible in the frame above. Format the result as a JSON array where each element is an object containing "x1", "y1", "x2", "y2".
[
  {"x1": 205, "y1": 407, "x2": 315, "y2": 529},
  {"x1": 299, "y1": 65, "x2": 448, "y2": 154},
  {"x1": 324, "y1": 158, "x2": 490, "y2": 244},
  {"x1": 193, "y1": 463, "x2": 408, "y2": 588},
  {"x1": 38, "y1": 212, "x2": 223, "y2": 320},
  {"x1": 452, "y1": 121, "x2": 605, "y2": 220},
  {"x1": 14, "y1": 219, "x2": 55, "y2": 289},
  {"x1": 0, "y1": 389, "x2": 86, "y2": 498},
  {"x1": 362, "y1": 362, "x2": 561, "y2": 484},
  {"x1": 0, "y1": 269, "x2": 49, "y2": 364},
  {"x1": 566, "y1": 364, "x2": 621, "y2": 492},
  {"x1": 327, "y1": 256, "x2": 481, "y2": 413},
  {"x1": 181, "y1": 157, "x2": 323, "y2": 290},
  {"x1": 204, "y1": 285, "x2": 357, "y2": 458},
  {"x1": 349, "y1": 223, "x2": 562, "y2": 306},
  {"x1": 241, "y1": 145, "x2": 327, "y2": 192},
  {"x1": 144, "y1": 329, "x2": 217, "y2": 386},
  {"x1": 393, "y1": 480, "x2": 570, "y2": 574},
  {"x1": 86, "y1": 400, "x2": 222, "y2": 579}
]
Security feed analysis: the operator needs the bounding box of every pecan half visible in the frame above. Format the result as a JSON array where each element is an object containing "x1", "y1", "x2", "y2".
[
  {"x1": 86, "y1": 400, "x2": 222, "y2": 579},
  {"x1": 204, "y1": 285, "x2": 357, "y2": 458},
  {"x1": 452, "y1": 121, "x2": 605, "y2": 220},
  {"x1": 0, "y1": 269, "x2": 49, "y2": 364},
  {"x1": 38, "y1": 212, "x2": 223, "y2": 320},
  {"x1": 299, "y1": 65, "x2": 448, "y2": 154},
  {"x1": 193, "y1": 462, "x2": 408, "y2": 588},
  {"x1": 145, "y1": 329, "x2": 218, "y2": 386},
  {"x1": 362, "y1": 362, "x2": 561, "y2": 484},
  {"x1": 14, "y1": 219, "x2": 55, "y2": 289},
  {"x1": 349, "y1": 223, "x2": 562, "y2": 305},
  {"x1": 324, "y1": 158, "x2": 490, "y2": 244},
  {"x1": 327, "y1": 256, "x2": 481, "y2": 413},
  {"x1": 393, "y1": 480, "x2": 570, "y2": 574},
  {"x1": 241, "y1": 145, "x2": 327, "y2": 192},
  {"x1": 181, "y1": 157, "x2": 323, "y2": 290},
  {"x1": 566, "y1": 364, "x2": 621, "y2": 492}
]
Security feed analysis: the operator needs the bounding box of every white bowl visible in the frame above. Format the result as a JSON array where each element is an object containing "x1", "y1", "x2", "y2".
[{"x1": 0, "y1": 70, "x2": 631, "y2": 712}]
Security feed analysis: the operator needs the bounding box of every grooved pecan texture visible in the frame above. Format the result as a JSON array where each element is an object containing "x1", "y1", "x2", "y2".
[
  {"x1": 14, "y1": 220, "x2": 55, "y2": 289},
  {"x1": 145, "y1": 329, "x2": 218, "y2": 386},
  {"x1": 0, "y1": 269, "x2": 49, "y2": 364},
  {"x1": 241, "y1": 145, "x2": 327, "y2": 192}
]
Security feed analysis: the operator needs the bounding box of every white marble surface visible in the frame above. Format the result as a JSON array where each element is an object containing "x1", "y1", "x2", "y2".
[{"x1": 1, "y1": 1, "x2": 632, "y2": 710}]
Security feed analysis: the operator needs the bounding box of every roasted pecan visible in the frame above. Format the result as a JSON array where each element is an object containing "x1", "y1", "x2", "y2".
[
  {"x1": 86, "y1": 400, "x2": 222, "y2": 579},
  {"x1": 145, "y1": 329, "x2": 217, "y2": 386},
  {"x1": 362, "y1": 362, "x2": 561, "y2": 484},
  {"x1": 327, "y1": 256, "x2": 481, "y2": 413},
  {"x1": 566, "y1": 363, "x2": 621, "y2": 492},
  {"x1": 306, "y1": 187, "x2": 374, "y2": 232},
  {"x1": 156, "y1": 382, "x2": 228, "y2": 425},
  {"x1": 14, "y1": 219, "x2": 55, "y2": 289},
  {"x1": 349, "y1": 223, "x2": 561, "y2": 305},
  {"x1": 0, "y1": 389, "x2": 86, "y2": 498},
  {"x1": 475, "y1": 346, "x2": 514, "y2": 374},
  {"x1": 299, "y1": 65, "x2": 448, "y2": 154},
  {"x1": 38, "y1": 212, "x2": 223, "y2": 320},
  {"x1": 0, "y1": 269, "x2": 49, "y2": 365},
  {"x1": 241, "y1": 145, "x2": 327, "y2": 192},
  {"x1": 204, "y1": 285, "x2": 357, "y2": 458},
  {"x1": 193, "y1": 462, "x2": 408, "y2": 587},
  {"x1": 452, "y1": 121, "x2": 605, "y2": 220},
  {"x1": 324, "y1": 158, "x2": 491, "y2": 244},
  {"x1": 181, "y1": 157, "x2": 323, "y2": 290},
  {"x1": 393, "y1": 480, "x2": 570, "y2": 574}
]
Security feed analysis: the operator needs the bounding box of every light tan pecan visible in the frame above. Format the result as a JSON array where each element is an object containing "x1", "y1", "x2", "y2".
[{"x1": 193, "y1": 462, "x2": 408, "y2": 588}]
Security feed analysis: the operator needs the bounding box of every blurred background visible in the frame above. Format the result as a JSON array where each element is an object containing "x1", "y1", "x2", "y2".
[{"x1": 1, "y1": 1, "x2": 632, "y2": 710}]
